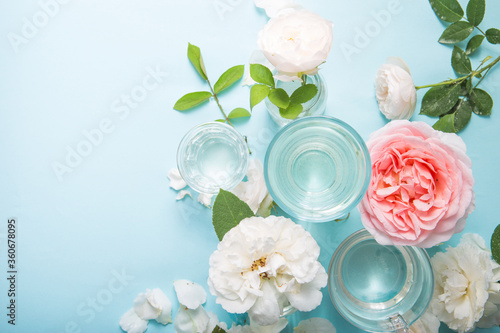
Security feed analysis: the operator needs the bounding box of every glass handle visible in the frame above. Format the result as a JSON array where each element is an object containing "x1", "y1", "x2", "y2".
[{"x1": 390, "y1": 314, "x2": 409, "y2": 332}]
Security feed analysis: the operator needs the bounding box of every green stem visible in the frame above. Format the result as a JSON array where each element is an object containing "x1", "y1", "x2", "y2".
[
  {"x1": 301, "y1": 74, "x2": 308, "y2": 86},
  {"x1": 415, "y1": 55, "x2": 500, "y2": 90},
  {"x1": 475, "y1": 26, "x2": 486, "y2": 36},
  {"x1": 207, "y1": 78, "x2": 233, "y2": 126},
  {"x1": 206, "y1": 78, "x2": 252, "y2": 154}
]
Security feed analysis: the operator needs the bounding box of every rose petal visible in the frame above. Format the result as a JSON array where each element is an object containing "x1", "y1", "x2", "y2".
[
  {"x1": 176, "y1": 190, "x2": 193, "y2": 200},
  {"x1": 174, "y1": 280, "x2": 207, "y2": 310},
  {"x1": 119, "y1": 308, "x2": 148, "y2": 333},
  {"x1": 168, "y1": 168, "x2": 187, "y2": 190},
  {"x1": 174, "y1": 305, "x2": 210, "y2": 333},
  {"x1": 294, "y1": 317, "x2": 336, "y2": 333}
]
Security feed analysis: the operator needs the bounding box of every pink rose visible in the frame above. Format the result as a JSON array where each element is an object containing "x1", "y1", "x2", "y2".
[{"x1": 358, "y1": 120, "x2": 475, "y2": 248}]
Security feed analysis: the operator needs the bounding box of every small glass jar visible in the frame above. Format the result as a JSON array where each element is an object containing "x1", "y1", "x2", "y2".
[
  {"x1": 328, "y1": 229, "x2": 434, "y2": 332},
  {"x1": 264, "y1": 116, "x2": 370, "y2": 222},
  {"x1": 177, "y1": 122, "x2": 249, "y2": 194},
  {"x1": 265, "y1": 73, "x2": 327, "y2": 128}
]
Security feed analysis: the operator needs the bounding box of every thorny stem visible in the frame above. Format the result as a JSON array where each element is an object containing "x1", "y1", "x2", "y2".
[
  {"x1": 206, "y1": 78, "x2": 252, "y2": 154},
  {"x1": 415, "y1": 55, "x2": 500, "y2": 90}
]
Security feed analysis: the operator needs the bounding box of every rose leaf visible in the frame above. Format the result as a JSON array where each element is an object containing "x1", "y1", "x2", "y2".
[
  {"x1": 466, "y1": 35, "x2": 485, "y2": 55},
  {"x1": 451, "y1": 46, "x2": 472, "y2": 75},
  {"x1": 491, "y1": 224, "x2": 500, "y2": 265},
  {"x1": 453, "y1": 99, "x2": 472, "y2": 132},
  {"x1": 174, "y1": 91, "x2": 212, "y2": 111},
  {"x1": 469, "y1": 88, "x2": 493, "y2": 116},
  {"x1": 212, "y1": 189, "x2": 254, "y2": 241},
  {"x1": 438, "y1": 21, "x2": 474, "y2": 44},
  {"x1": 279, "y1": 103, "x2": 303, "y2": 120},
  {"x1": 268, "y1": 88, "x2": 290, "y2": 109},
  {"x1": 228, "y1": 108, "x2": 251, "y2": 119},
  {"x1": 290, "y1": 84, "x2": 318, "y2": 104},
  {"x1": 485, "y1": 28, "x2": 500, "y2": 44},
  {"x1": 420, "y1": 84, "x2": 461, "y2": 117},
  {"x1": 187, "y1": 43, "x2": 208, "y2": 81},
  {"x1": 214, "y1": 65, "x2": 244, "y2": 94},
  {"x1": 429, "y1": 0, "x2": 464, "y2": 22},
  {"x1": 250, "y1": 64, "x2": 275, "y2": 88},
  {"x1": 466, "y1": 0, "x2": 485, "y2": 26},
  {"x1": 250, "y1": 84, "x2": 271, "y2": 110},
  {"x1": 433, "y1": 113, "x2": 456, "y2": 132}
]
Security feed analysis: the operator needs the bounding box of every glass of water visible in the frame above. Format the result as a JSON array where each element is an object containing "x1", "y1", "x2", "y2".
[
  {"x1": 328, "y1": 229, "x2": 434, "y2": 332},
  {"x1": 177, "y1": 122, "x2": 249, "y2": 194},
  {"x1": 264, "y1": 116, "x2": 370, "y2": 222}
]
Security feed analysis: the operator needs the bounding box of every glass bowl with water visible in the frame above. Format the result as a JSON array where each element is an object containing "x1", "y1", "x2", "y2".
[
  {"x1": 328, "y1": 229, "x2": 434, "y2": 332},
  {"x1": 264, "y1": 116, "x2": 370, "y2": 222},
  {"x1": 177, "y1": 122, "x2": 249, "y2": 194}
]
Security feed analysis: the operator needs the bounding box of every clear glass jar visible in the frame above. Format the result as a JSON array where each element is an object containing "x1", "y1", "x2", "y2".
[
  {"x1": 265, "y1": 73, "x2": 327, "y2": 128},
  {"x1": 177, "y1": 122, "x2": 249, "y2": 194},
  {"x1": 264, "y1": 116, "x2": 370, "y2": 222},
  {"x1": 328, "y1": 229, "x2": 434, "y2": 332}
]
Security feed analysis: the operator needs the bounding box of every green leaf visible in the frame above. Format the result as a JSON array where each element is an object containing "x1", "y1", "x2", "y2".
[
  {"x1": 215, "y1": 119, "x2": 226, "y2": 122},
  {"x1": 433, "y1": 113, "x2": 456, "y2": 132},
  {"x1": 279, "y1": 103, "x2": 303, "y2": 119},
  {"x1": 438, "y1": 21, "x2": 474, "y2": 44},
  {"x1": 459, "y1": 79, "x2": 472, "y2": 96},
  {"x1": 212, "y1": 189, "x2": 255, "y2": 241},
  {"x1": 454, "y1": 99, "x2": 472, "y2": 132},
  {"x1": 429, "y1": 0, "x2": 464, "y2": 22},
  {"x1": 290, "y1": 84, "x2": 318, "y2": 104},
  {"x1": 250, "y1": 84, "x2": 271, "y2": 110},
  {"x1": 214, "y1": 65, "x2": 244, "y2": 94},
  {"x1": 469, "y1": 88, "x2": 493, "y2": 115},
  {"x1": 250, "y1": 64, "x2": 275, "y2": 88},
  {"x1": 173, "y1": 91, "x2": 212, "y2": 111},
  {"x1": 420, "y1": 84, "x2": 461, "y2": 117},
  {"x1": 269, "y1": 88, "x2": 290, "y2": 109},
  {"x1": 485, "y1": 28, "x2": 500, "y2": 44},
  {"x1": 228, "y1": 108, "x2": 251, "y2": 119},
  {"x1": 451, "y1": 46, "x2": 472, "y2": 75},
  {"x1": 491, "y1": 224, "x2": 500, "y2": 265},
  {"x1": 466, "y1": 35, "x2": 485, "y2": 54},
  {"x1": 187, "y1": 43, "x2": 208, "y2": 81},
  {"x1": 212, "y1": 326, "x2": 227, "y2": 333},
  {"x1": 466, "y1": 0, "x2": 485, "y2": 26}
]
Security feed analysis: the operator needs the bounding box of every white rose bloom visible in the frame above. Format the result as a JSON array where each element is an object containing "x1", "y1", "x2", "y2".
[
  {"x1": 294, "y1": 317, "x2": 336, "y2": 333},
  {"x1": 231, "y1": 159, "x2": 273, "y2": 217},
  {"x1": 374, "y1": 57, "x2": 417, "y2": 120},
  {"x1": 257, "y1": 9, "x2": 333, "y2": 82},
  {"x1": 254, "y1": 0, "x2": 302, "y2": 18},
  {"x1": 208, "y1": 216, "x2": 327, "y2": 326},
  {"x1": 227, "y1": 317, "x2": 288, "y2": 333},
  {"x1": 430, "y1": 233, "x2": 500, "y2": 332}
]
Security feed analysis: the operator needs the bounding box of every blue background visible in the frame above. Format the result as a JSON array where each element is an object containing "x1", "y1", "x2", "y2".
[{"x1": 1, "y1": 0, "x2": 499, "y2": 332}]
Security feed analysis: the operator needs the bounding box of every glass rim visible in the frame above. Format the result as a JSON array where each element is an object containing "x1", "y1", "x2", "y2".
[
  {"x1": 264, "y1": 115, "x2": 371, "y2": 222},
  {"x1": 176, "y1": 121, "x2": 249, "y2": 194}
]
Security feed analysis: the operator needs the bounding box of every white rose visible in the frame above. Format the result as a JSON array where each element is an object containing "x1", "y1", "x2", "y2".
[
  {"x1": 208, "y1": 216, "x2": 327, "y2": 326},
  {"x1": 231, "y1": 159, "x2": 273, "y2": 217},
  {"x1": 430, "y1": 233, "x2": 500, "y2": 332},
  {"x1": 257, "y1": 9, "x2": 333, "y2": 82},
  {"x1": 375, "y1": 57, "x2": 417, "y2": 120}
]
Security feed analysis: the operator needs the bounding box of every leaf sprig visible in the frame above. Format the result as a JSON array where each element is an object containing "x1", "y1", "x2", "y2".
[
  {"x1": 249, "y1": 64, "x2": 318, "y2": 120},
  {"x1": 418, "y1": 0, "x2": 499, "y2": 133},
  {"x1": 174, "y1": 43, "x2": 251, "y2": 124}
]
